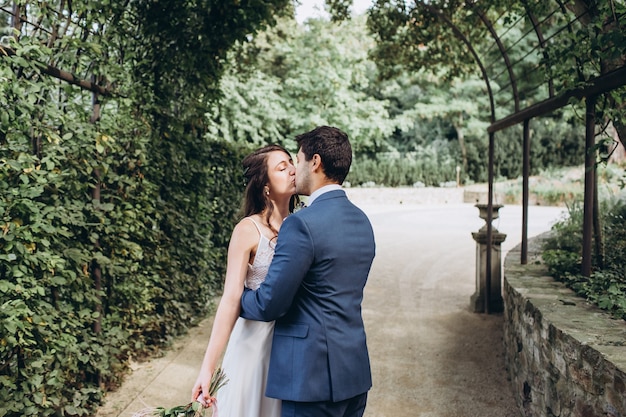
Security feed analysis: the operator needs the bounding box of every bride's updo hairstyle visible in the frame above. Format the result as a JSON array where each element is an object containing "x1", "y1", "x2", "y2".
[{"x1": 241, "y1": 145, "x2": 299, "y2": 234}]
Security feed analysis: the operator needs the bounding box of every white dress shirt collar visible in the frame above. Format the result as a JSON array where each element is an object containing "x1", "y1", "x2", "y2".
[{"x1": 307, "y1": 184, "x2": 342, "y2": 206}]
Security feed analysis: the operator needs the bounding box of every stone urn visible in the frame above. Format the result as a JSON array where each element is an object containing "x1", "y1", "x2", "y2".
[{"x1": 474, "y1": 203, "x2": 504, "y2": 232}]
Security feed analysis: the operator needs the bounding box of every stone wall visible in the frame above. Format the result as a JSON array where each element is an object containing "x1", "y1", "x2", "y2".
[{"x1": 503, "y1": 234, "x2": 626, "y2": 417}]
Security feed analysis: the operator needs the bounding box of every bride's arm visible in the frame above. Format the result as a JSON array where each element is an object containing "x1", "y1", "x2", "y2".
[{"x1": 191, "y1": 220, "x2": 257, "y2": 404}]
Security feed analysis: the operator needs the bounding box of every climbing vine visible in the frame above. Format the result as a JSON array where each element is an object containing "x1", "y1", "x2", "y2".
[{"x1": 0, "y1": 1, "x2": 288, "y2": 415}]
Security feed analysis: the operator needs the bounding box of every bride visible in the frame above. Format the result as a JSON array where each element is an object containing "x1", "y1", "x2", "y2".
[{"x1": 191, "y1": 144, "x2": 298, "y2": 417}]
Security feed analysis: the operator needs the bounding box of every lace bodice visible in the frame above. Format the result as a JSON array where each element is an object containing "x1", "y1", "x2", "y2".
[{"x1": 245, "y1": 218, "x2": 275, "y2": 290}]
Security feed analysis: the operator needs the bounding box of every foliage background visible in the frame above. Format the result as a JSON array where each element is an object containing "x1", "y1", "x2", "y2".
[
  {"x1": 1, "y1": 1, "x2": 284, "y2": 416},
  {"x1": 1, "y1": 0, "x2": 624, "y2": 416}
]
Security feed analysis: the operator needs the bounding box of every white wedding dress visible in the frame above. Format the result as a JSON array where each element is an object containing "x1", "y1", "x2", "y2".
[{"x1": 215, "y1": 218, "x2": 281, "y2": 417}]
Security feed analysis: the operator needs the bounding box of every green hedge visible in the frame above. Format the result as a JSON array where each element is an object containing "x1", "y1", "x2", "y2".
[{"x1": 0, "y1": 63, "x2": 246, "y2": 416}]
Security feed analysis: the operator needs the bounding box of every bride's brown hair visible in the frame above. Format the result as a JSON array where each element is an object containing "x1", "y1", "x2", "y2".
[{"x1": 241, "y1": 144, "x2": 299, "y2": 236}]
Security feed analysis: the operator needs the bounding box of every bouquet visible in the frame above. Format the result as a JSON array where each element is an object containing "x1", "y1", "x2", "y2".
[{"x1": 132, "y1": 368, "x2": 228, "y2": 417}]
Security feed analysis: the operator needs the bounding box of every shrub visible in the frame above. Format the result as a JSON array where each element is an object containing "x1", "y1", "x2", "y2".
[
  {"x1": 543, "y1": 198, "x2": 626, "y2": 320},
  {"x1": 348, "y1": 142, "x2": 458, "y2": 187}
]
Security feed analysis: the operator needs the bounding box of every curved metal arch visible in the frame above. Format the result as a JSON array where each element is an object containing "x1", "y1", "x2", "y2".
[
  {"x1": 415, "y1": 0, "x2": 496, "y2": 123},
  {"x1": 520, "y1": 0, "x2": 555, "y2": 97},
  {"x1": 555, "y1": 0, "x2": 587, "y2": 83},
  {"x1": 405, "y1": 0, "x2": 626, "y2": 287},
  {"x1": 470, "y1": 3, "x2": 520, "y2": 113}
]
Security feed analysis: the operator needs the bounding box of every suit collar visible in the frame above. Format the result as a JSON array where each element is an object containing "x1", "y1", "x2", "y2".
[{"x1": 308, "y1": 188, "x2": 346, "y2": 207}]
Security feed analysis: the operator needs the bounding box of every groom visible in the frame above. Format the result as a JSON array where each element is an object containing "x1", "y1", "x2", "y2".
[{"x1": 240, "y1": 126, "x2": 376, "y2": 417}]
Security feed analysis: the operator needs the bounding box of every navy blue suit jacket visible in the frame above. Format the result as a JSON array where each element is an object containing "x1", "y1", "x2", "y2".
[{"x1": 240, "y1": 189, "x2": 376, "y2": 403}]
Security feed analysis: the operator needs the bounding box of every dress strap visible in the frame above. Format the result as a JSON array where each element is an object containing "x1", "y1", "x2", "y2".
[{"x1": 244, "y1": 217, "x2": 264, "y2": 238}]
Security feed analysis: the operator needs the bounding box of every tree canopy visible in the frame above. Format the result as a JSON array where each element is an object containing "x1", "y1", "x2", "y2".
[{"x1": 367, "y1": 0, "x2": 626, "y2": 148}]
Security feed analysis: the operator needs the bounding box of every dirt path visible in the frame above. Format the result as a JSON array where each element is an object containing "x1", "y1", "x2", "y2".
[
  {"x1": 97, "y1": 192, "x2": 565, "y2": 417},
  {"x1": 359, "y1": 203, "x2": 557, "y2": 417}
]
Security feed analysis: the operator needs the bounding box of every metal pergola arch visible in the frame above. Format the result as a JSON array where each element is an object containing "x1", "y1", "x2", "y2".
[
  {"x1": 414, "y1": 0, "x2": 626, "y2": 313},
  {"x1": 4, "y1": 1, "x2": 625, "y2": 316}
]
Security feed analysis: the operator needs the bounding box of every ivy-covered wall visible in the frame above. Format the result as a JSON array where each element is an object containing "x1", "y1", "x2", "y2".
[{"x1": 0, "y1": 29, "x2": 248, "y2": 417}]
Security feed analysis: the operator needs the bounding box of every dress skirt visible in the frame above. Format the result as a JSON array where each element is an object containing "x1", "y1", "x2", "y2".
[{"x1": 216, "y1": 317, "x2": 281, "y2": 417}]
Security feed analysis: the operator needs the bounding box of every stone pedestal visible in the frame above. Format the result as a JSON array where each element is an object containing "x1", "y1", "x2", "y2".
[{"x1": 470, "y1": 204, "x2": 507, "y2": 313}]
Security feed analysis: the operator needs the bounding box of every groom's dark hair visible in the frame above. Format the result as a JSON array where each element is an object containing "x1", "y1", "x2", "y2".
[{"x1": 296, "y1": 126, "x2": 352, "y2": 184}]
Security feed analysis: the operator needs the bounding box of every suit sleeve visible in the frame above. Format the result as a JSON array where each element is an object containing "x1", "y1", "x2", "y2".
[{"x1": 240, "y1": 214, "x2": 314, "y2": 321}]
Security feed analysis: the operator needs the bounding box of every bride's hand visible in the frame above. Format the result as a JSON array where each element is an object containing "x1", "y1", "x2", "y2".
[
  {"x1": 195, "y1": 391, "x2": 215, "y2": 407},
  {"x1": 190, "y1": 368, "x2": 213, "y2": 403}
]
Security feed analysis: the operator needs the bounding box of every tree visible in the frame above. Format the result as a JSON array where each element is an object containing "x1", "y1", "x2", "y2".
[
  {"x1": 397, "y1": 77, "x2": 490, "y2": 178},
  {"x1": 207, "y1": 15, "x2": 397, "y2": 153}
]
